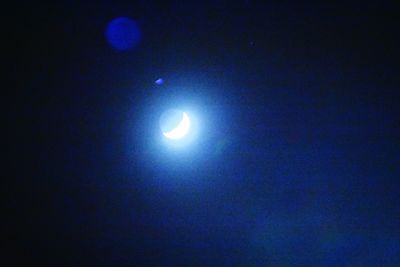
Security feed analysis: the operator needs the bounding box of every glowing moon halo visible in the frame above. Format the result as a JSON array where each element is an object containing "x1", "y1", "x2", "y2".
[{"x1": 162, "y1": 112, "x2": 191, "y2": 140}]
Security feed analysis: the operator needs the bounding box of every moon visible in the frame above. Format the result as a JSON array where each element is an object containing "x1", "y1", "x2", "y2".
[{"x1": 161, "y1": 111, "x2": 191, "y2": 140}]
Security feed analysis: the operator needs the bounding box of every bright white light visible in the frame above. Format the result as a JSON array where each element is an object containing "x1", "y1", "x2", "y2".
[{"x1": 162, "y1": 112, "x2": 191, "y2": 140}]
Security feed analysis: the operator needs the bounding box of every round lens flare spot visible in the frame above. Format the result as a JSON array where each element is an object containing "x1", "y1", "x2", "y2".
[
  {"x1": 159, "y1": 110, "x2": 191, "y2": 140},
  {"x1": 105, "y1": 17, "x2": 141, "y2": 51}
]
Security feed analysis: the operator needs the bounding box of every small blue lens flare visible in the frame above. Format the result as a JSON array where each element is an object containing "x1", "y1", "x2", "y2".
[
  {"x1": 105, "y1": 17, "x2": 141, "y2": 51},
  {"x1": 155, "y1": 78, "x2": 164, "y2": 85}
]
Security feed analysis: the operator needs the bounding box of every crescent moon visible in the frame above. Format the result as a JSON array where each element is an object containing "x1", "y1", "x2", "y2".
[{"x1": 162, "y1": 112, "x2": 191, "y2": 140}]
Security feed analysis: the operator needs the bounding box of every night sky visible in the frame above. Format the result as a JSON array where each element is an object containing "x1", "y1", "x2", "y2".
[{"x1": 9, "y1": 1, "x2": 400, "y2": 266}]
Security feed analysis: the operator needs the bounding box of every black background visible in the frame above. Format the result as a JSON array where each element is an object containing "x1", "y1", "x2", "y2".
[{"x1": 8, "y1": 1, "x2": 400, "y2": 266}]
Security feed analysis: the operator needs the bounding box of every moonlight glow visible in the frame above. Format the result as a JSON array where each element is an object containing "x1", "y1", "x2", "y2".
[{"x1": 162, "y1": 112, "x2": 191, "y2": 140}]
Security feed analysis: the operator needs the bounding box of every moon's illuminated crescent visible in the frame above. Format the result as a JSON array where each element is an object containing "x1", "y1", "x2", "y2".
[{"x1": 162, "y1": 112, "x2": 191, "y2": 140}]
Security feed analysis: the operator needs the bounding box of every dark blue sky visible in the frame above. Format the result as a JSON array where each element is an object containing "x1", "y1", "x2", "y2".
[{"x1": 9, "y1": 1, "x2": 399, "y2": 266}]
